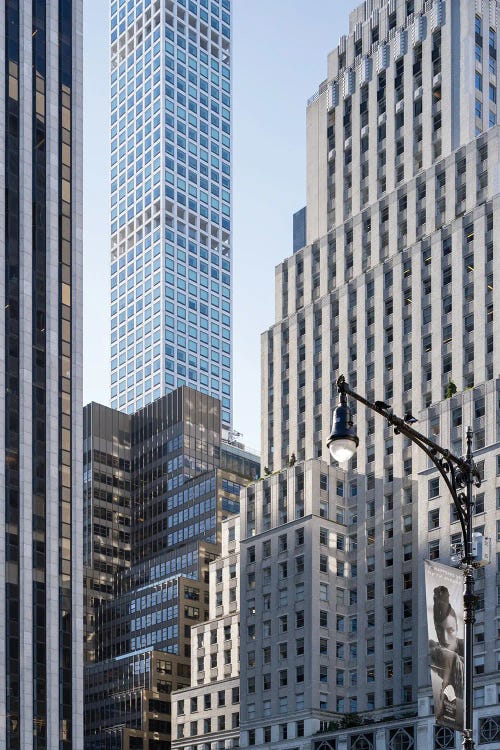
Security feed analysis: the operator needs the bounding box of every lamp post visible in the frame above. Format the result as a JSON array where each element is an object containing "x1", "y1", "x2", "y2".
[{"x1": 327, "y1": 375, "x2": 481, "y2": 750}]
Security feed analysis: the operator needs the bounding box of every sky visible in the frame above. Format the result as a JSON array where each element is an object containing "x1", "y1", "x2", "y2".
[{"x1": 83, "y1": 0, "x2": 355, "y2": 452}]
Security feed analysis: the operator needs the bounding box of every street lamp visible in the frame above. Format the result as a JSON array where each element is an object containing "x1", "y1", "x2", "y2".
[
  {"x1": 327, "y1": 375, "x2": 481, "y2": 750},
  {"x1": 326, "y1": 385, "x2": 359, "y2": 462}
]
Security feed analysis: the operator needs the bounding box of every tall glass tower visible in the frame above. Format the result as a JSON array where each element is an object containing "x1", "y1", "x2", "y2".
[
  {"x1": 1, "y1": 1, "x2": 83, "y2": 748},
  {"x1": 109, "y1": 0, "x2": 233, "y2": 427}
]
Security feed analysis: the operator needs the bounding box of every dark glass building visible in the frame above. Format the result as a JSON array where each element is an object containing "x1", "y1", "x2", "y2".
[
  {"x1": 1, "y1": 1, "x2": 83, "y2": 748},
  {"x1": 84, "y1": 388, "x2": 259, "y2": 750},
  {"x1": 83, "y1": 403, "x2": 132, "y2": 665}
]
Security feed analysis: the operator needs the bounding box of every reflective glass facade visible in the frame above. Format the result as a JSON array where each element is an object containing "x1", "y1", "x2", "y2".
[
  {"x1": 1, "y1": 1, "x2": 83, "y2": 748},
  {"x1": 109, "y1": 0, "x2": 233, "y2": 428},
  {"x1": 84, "y1": 388, "x2": 258, "y2": 749}
]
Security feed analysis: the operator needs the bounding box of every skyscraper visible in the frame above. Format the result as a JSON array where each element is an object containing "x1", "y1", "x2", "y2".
[
  {"x1": 171, "y1": 515, "x2": 242, "y2": 750},
  {"x1": 84, "y1": 388, "x2": 259, "y2": 749},
  {"x1": 241, "y1": 0, "x2": 500, "y2": 747},
  {"x1": 109, "y1": 0, "x2": 233, "y2": 427},
  {"x1": 1, "y1": 1, "x2": 83, "y2": 747}
]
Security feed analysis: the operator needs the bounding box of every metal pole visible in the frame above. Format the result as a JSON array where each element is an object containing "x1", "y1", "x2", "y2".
[
  {"x1": 333, "y1": 378, "x2": 478, "y2": 748},
  {"x1": 462, "y1": 428, "x2": 476, "y2": 750}
]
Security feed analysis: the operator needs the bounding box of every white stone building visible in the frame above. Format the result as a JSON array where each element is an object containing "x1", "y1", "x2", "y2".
[
  {"x1": 172, "y1": 516, "x2": 241, "y2": 750},
  {"x1": 239, "y1": 461, "x2": 355, "y2": 748},
  {"x1": 250, "y1": 0, "x2": 500, "y2": 749}
]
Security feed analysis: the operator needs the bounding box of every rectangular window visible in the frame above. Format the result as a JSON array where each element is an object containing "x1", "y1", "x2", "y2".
[
  {"x1": 429, "y1": 539, "x2": 440, "y2": 560},
  {"x1": 428, "y1": 508, "x2": 440, "y2": 529},
  {"x1": 428, "y1": 477, "x2": 439, "y2": 498}
]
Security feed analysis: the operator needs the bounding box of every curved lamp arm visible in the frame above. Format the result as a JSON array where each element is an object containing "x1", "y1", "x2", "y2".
[{"x1": 335, "y1": 375, "x2": 481, "y2": 546}]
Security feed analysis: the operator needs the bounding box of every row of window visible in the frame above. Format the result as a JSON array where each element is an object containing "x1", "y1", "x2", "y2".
[
  {"x1": 177, "y1": 712, "x2": 239, "y2": 738},
  {"x1": 178, "y1": 685, "x2": 238, "y2": 717},
  {"x1": 112, "y1": 3, "x2": 230, "y2": 49}
]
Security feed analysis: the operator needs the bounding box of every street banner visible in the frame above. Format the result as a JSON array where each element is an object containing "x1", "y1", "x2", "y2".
[{"x1": 424, "y1": 559, "x2": 464, "y2": 732}]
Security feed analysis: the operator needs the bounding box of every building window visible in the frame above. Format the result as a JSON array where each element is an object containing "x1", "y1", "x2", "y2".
[
  {"x1": 428, "y1": 508, "x2": 440, "y2": 529},
  {"x1": 429, "y1": 540, "x2": 440, "y2": 560},
  {"x1": 474, "y1": 654, "x2": 485, "y2": 674},
  {"x1": 428, "y1": 477, "x2": 440, "y2": 498}
]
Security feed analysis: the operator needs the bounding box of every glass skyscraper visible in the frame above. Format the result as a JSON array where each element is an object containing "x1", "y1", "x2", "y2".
[
  {"x1": 1, "y1": 1, "x2": 83, "y2": 748},
  {"x1": 83, "y1": 388, "x2": 259, "y2": 749},
  {"x1": 109, "y1": 0, "x2": 233, "y2": 428}
]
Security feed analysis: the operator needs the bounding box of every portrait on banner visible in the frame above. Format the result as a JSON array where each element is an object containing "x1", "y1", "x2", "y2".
[{"x1": 425, "y1": 559, "x2": 464, "y2": 732}]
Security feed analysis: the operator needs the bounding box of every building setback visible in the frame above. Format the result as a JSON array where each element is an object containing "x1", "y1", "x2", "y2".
[
  {"x1": 0, "y1": 1, "x2": 83, "y2": 748},
  {"x1": 109, "y1": 0, "x2": 233, "y2": 427},
  {"x1": 84, "y1": 388, "x2": 259, "y2": 750},
  {"x1": 249, "y1": 0, "x2": 500, "y2": 749}
]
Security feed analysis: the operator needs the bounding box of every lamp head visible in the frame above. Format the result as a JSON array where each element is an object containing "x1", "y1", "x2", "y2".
[{"x1": 327, "y1": 386, "x2": 359, "y2": 463}]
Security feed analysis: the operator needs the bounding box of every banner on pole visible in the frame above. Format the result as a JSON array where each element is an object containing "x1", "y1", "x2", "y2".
[{"x1": 424, "y1": 559, "x2": 464, "y2": 732}]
